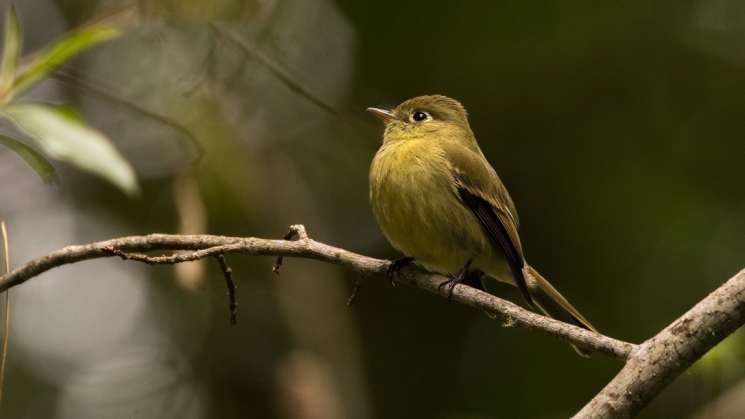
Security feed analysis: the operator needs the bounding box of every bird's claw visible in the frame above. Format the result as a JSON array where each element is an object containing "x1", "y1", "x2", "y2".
[
  {"x1": 438, "y1": 259, "x2": 473, "y2": 301},
  {"x1": 438, "y1": 277, "x2": 459, "y2": 301}
]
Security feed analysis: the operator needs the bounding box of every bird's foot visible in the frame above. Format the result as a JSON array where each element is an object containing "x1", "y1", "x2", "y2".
[
  {"x1": 461, "y1": 269, "x2": 486, "y2": 291},
  {"x1": 438, "y1": 277, "x2": 459, "y2": 301},
  {"x1": 438, "y1": 259, "x2": 473, "y2": 301},
  {"x1": 387, "y1": 256, "x2": 415, "y2": 287}
]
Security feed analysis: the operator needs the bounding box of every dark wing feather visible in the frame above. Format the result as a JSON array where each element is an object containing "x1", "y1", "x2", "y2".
[
  {"x1": 457, "y1": 187, "x2": 532, "y2": 304},
  {"x1": 443, "y1": 143, "x2": 533, "y2": 305}
]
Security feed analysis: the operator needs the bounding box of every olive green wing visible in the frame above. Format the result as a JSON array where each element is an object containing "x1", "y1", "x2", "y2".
[{"x1": 442, "y1": 142, "x2": 533, "y2": 304}]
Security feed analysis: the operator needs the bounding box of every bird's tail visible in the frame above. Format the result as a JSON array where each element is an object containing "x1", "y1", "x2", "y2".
[{"x1": 523, "y1": 265, "x2": 596, "y2": 357}]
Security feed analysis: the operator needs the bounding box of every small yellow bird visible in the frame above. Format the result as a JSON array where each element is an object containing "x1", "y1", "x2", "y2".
[{"x1": 367, "y1": 95, "x2": 595, "y2": 355}]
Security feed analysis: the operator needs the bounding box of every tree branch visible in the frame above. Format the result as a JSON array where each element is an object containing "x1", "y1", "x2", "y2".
[
  {"x1": 573, "y1": 268, "x2": 745, "y2": 418},
  {"x1": 1, "y1": 225, "x2": 742, "y2": 416},
  {"x1": 0, "y1": 226, "x2": 633, "y2": 360}
]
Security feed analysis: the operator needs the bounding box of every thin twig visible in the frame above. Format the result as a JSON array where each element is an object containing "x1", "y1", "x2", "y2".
[
  {"x1": 271, "y1": 231, "x2": 296, "y2": 275},
  {"x1": 101, "y1": 244, "x2": 243, "y2": 264},
  {"x1": 101, "y1": 244, "x2": 241, "y2": 325},
  {"x1": 51, "y1": 69, "x2": 205, "y2": 163},
  {"x1": 215, "y1": 254, "x2": 238, "y2": 325},
  {"x1": 346, "y1": 281, "x2": 362, "y2": 307},
  {"x1": 209, "y1": 24, "x2": 338, "y2": 115},
  {"x1": 0, "y1": 222, "x2": 10, "y2": 404}
]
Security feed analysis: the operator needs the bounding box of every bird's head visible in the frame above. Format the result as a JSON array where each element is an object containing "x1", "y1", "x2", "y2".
[{"x1": 367, "y1": 95, "x2": 475, "y2": 145}]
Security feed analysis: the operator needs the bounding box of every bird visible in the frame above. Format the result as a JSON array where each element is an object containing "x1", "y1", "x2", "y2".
[{"x1": 367, "y1": 94, "x2": 596, "y2": 356}]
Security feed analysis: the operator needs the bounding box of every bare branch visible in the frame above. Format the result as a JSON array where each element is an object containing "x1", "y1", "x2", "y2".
[
  {"x1": 573, "y1": 268, "x2": 745, "y2": 418},
  {"x1": 2, "y1": 225, "x2": 744, "y2": 416},
  {"x1": 215, "y1": 254, "x2": 238, "y2": 325},
  {"x1": 0, "y1": 228, "x2": 634, "y2": 360}
]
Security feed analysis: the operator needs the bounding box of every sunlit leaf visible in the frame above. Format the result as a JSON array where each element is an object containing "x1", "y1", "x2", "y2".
[
  {"x1": 11, "y1": 24, "x2": 120, "y2": 97},
  {"x1": 0, "y1": 133, "x2": 55, "y2": 182},
  {"x1": 0, "y1": 102, "x2": 138, "y2": 195},
  {"x1": 0, "y1": 6, "x2": 21, "y2": 100}
]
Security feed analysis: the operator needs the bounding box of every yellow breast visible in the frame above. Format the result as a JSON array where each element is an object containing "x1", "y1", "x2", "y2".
[{"x1": 369, "y1": 140, "x2": 492, "y2": 275}]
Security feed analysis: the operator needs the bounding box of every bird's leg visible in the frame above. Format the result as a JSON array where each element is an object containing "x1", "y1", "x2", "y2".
[
  {"x1": 439, "y1": 259, "x2": 473, "y2": 300},
  {"x1": 387, "y1": 256, "x2": 415, "y2": 287},
  {"x1": 461, "y1": 268, "x2": 486, "y2": 291}
]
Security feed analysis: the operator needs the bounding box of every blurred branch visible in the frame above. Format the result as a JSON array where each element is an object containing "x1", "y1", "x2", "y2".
[
  {"x1": 0, "y1": 224, "x2": 633, "y2": 360},
  {"x1": 573, "y1": 268, "x2": 745, "y2": 419},
  {"x1": 172, "y1": 175, "x2": 208, "y2": 290},
  {"x1": 208, "y1": 24, "x2": 339, "y2": 115},
  {"x1": 0, "y1": 222, "x2": 10, "y2": 404},
  {"x1": 51, "y1": 69, "x2": 205, "y2": 162}
]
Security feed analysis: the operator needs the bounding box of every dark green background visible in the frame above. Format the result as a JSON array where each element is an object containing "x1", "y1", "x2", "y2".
[{"x1": 2, "y1": 1, "x2": 745, "y2": 418}]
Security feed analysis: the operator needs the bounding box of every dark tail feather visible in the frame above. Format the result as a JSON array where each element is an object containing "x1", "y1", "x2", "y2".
[{"x1": 523, "y1": 265, "x2": 596, "y2": 357}]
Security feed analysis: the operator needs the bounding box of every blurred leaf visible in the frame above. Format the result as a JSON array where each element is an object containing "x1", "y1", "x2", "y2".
[
  {"x1": 11, "y1": 24, "x2": 120, "y2": 97},
  {"x1": 52, "y1": 102, "x2": 85, "y2": 122},
  {"x1": 0, "y1": 6, "x2": 21, "y2": 100},
  {"x1": 0, "y1": 133, "x2": 55, "y2": 182},
  {"x1": 0, "y1": 102, "x2": 138, "y2": 195}
]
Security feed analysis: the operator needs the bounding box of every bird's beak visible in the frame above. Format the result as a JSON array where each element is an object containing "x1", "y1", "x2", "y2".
[{"x1": 366, "y1": 107, "x2": 396, "y2": 123}]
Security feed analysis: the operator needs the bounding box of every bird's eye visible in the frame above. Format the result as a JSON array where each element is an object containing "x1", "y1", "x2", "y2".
[{"x1": 411, "y1": 111, "x2": 430, "y2": 122}]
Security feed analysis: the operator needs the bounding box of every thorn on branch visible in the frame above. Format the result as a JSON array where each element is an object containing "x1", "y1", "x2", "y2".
[
  {"x1": 215, "y1": 254, "x2": 238, "y2": 326},
  {"x1": 346, "y1": 281, "x2": 362, "y2": 307},
  {"x1": 273, "y1": 224, "x2": 309, "y2": 276}
]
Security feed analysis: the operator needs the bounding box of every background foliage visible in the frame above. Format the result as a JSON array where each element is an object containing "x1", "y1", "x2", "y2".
[{"x1": 1, "y1": 1, "x2": 745, "y2": 418}]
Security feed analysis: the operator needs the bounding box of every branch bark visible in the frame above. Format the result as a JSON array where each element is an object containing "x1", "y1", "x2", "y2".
[
  {"x1": 0, "y1": 226, "x2": 633, "y2": 360},
  {"x1": 0, "y1": 225, "x2": 743, "y2": 417},
  {"x1": 573, "y1": 268, "x2": 745, "y2": 418}
]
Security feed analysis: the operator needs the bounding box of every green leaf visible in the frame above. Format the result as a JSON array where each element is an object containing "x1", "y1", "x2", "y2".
[
  {"x1": 11, "y1": 24, "x2": 120, "y2": 97},
  {"x1": 0, "y1": 102, "x2": 138, "y2": 195},
  {"x1": 0, "y1": 6, "x2": 21, "y2": 100},
  {"x1": 0, "y1": 133, "x2": 55, "y2": 182}
]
